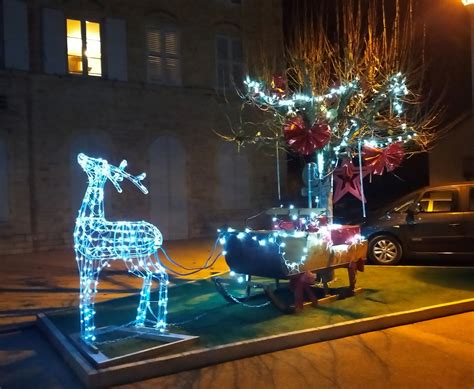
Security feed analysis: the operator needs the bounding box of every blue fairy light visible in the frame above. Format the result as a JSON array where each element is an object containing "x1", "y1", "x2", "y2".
[{"x1": 74, "y1": 153, "x2": 169, "y2": 343}]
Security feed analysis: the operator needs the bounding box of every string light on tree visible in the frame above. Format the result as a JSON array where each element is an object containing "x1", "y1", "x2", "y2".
[{"x1": 219, "y1": 0, "x2": 442, "y2": 216}]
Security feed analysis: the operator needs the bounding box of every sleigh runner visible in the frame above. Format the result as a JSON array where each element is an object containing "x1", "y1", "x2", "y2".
[{"x1": 214, "y1": 208, "x2": 368, "y2": 313}]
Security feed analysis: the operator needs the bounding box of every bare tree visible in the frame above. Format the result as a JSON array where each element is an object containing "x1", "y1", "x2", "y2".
[{"x1": 217, "y1": 0, "x2": 445, "y2": 218}]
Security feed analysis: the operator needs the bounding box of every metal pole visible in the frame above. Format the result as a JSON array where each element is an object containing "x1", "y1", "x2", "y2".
[
  {"x1": 276, "y1": 141, "x2": 281, "y2": 201},
  {"x1": 307, "y1": 163, "x2": 312, "y2": 208},
  {"x1": 358, "y1": 140, "x2": 367, "y2": 218}
]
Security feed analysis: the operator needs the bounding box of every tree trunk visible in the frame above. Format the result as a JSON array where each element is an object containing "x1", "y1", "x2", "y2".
[{"x1": 315, "y1": 176, "x2": 333, "y2": 221}]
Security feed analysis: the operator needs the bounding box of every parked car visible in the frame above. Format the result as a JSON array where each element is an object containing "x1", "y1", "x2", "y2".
[{"x1": 361, "y1": 182, "x2": 474, "y2": 265}]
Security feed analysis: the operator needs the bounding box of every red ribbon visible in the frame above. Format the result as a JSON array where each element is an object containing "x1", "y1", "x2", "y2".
[
  {"x1": 362, "y1": 142, "x2": 404, "y2": 175},
  {"x1": 284, "y1": 115, "x2": 331, "y2": 156}
]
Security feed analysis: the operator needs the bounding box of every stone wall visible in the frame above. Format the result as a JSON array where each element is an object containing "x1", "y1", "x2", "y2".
[
  {"x1": 0, "y1": 0, "x2": 285, "y2": 254},
  {"x1": 429, "y1": 116, "x2": 474, "y2": 185}
]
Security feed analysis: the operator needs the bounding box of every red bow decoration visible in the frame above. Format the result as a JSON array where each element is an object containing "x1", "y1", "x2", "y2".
[
  {"x1": 362, "y1": 142, "x2": 404, "y2": 175},
  {"x1": 283, "y1": 115, "x2": 331, "y2": 156},
  {"x1": 271, "y1": 75, "x2": 286, "y2": 97}
]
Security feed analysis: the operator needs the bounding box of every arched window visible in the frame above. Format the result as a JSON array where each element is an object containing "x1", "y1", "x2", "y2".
[
  {"x1": 218, "y1": 142, "x2": 249, "y2": 209},
  {"x1": 0, "y1": 137, "x2": 8, "y2": 222},
  {"x1": 149, "y1": 135, "x2": 188, "y2": 240}
]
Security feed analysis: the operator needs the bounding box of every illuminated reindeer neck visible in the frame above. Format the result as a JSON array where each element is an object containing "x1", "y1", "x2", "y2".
[{"x1": 77, "y1": 153, "x2": 148, "y2": 219}]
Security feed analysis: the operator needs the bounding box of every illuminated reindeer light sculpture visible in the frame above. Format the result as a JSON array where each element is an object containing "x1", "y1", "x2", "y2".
[{"x1": 74, "y1": 153, "x2": 168, "y2": 343}]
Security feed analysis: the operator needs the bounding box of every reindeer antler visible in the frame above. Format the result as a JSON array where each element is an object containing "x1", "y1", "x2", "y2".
[{"x1": 108, "y1": 159, "x2": 149, "y2": 194}]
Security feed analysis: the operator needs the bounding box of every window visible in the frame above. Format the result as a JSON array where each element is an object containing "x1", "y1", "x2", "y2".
[
  {"x1": 67, "y1": 19, "x2": 102, "y2": 76},
  {"x1": 216, "y1": 35, "x2": 243, "y2": 90},
  {"x1": 418, "y1": 190, "x2": 457, "y2": 213},
  {"x1": 146, "y1": 26, "x2": 180, "y2": 85},
  {"x1": 218, "y1": 142, "x2": 249, "y2": 209},
  {"x1": 389, "y1": 193, "x2": 419, "y2": 213},
  {"x1": 0, "y1": 138, "x2": 8, "y2": 222}
]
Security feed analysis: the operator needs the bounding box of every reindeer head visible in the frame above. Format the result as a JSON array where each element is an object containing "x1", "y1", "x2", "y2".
[{"x1": 77, "y1": 153, "x2": 148, "y2": 194}]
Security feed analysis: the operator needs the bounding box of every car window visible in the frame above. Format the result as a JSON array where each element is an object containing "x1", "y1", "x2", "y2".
[
  {"x1": 470, "y1": 188, "x2": 474, "y2": 211},
  {"x1": 418, "y1": 190, "x2": 458, "y2": 213},
  {"x1": 390, "y1": 194, "x2": 419, "y2": 213},
  {"x1": 419, "y1": 199, "x2": 429, "y2": 212}
]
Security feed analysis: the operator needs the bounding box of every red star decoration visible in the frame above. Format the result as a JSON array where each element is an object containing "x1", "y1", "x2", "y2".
[{"x1": 333, "y1": 160, "x2": 370, "y2": 203}]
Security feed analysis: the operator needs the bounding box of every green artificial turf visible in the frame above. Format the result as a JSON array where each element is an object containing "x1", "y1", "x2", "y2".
[{"x1": 47, "y1": 266, "x2": 474, "y2": 359}]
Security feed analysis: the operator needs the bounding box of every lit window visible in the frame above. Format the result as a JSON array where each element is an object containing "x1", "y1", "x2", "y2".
[
  {"x1": 67, "y1": 19, "x2": 102, "y2": 76},
  {"x1": 216, "y1": 35, "x2": 243, "y2": 91},
  {"x1": 147, "y1": 26, "x2": 180, "y2": 85}
]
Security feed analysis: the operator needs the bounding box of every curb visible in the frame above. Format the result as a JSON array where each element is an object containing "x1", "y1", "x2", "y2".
[{"x1": 38, "y1": 297, "x2": 474, "y2": 388}]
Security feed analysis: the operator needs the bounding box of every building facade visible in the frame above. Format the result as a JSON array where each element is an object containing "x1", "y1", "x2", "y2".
[
  {"x1": 0, "y1": 0, "x2": 285, "y2": 254},
  {"x1": 429, "y1": 116, "x2": 474, "y2": 185}
]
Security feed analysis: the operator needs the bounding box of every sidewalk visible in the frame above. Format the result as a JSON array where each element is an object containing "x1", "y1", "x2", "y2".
[
  {"x1": 0, "y1": 238, "x2": 227, "y2": 327},
  {"x1": 0, "y1": 241, "x2": 473, "y2": 388}
]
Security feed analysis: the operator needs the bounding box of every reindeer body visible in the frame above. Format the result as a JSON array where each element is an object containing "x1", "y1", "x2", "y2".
[
  {"x1": 74, "y1": 154, "x2": 168, "y2": 343},
  {"x1": 75, "y1": 219, "x2": 162, "y2": 260}
]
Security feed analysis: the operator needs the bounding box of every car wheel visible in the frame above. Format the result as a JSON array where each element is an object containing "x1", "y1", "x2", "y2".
[{"x1": 368, "y1": 235, "x2": 403, "y2": 265}]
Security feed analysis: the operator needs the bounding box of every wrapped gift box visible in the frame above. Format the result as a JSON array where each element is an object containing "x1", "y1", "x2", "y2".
[{"x1": 330, "y1": 225, "x2": 361, "y2": 245}]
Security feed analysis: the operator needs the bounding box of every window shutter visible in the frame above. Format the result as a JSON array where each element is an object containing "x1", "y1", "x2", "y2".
[
  {"x1": 3, "y1": 0, "x2": 29, "y2": 70},
  {"x1": 0, "y1": 138, "x2": 8, "y2": 222},
  {"x1": 164, "y1": 30, "x2": 178, "y2": 56},
  {"x1": 147, "y1": 28, "x2": 162, "y2": 82},
  {"x1": 148, "y1": 56, "x2": 162, "y2": 82},
  {"x1": 165, "y1": 58, "x2": 179, "y2": 84},
  {"x1": 164, "y1": 30, "x2": 179, "y2": 84},
  {"x1": 105, "y1": 17, "x2": 127, "y2": 81},
  {"x1": 147, "y1": 29, "x2": 161, "y2": 55},
  {"x1": 42, "y1": 8, "x2": 67, "y2": 75}
]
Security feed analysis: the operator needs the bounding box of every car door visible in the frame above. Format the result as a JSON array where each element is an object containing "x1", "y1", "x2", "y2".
[{"x1": 404, "y1": 188, "x2": 466, "y2": 254}]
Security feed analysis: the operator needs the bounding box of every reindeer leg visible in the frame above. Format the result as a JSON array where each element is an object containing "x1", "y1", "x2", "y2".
[
  {"x1": 79, "y1": 259, "x2": 100, "y2": 343},
  {"x1": 135, "y1": 273, "x2": 152, "y2": 327},
  {"x1": 155, "y1": 270, "x2": 168, "y2": 332}
]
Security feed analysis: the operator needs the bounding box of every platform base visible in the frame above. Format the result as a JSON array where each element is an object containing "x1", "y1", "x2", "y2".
[{"x1": 70, "y1": 326, "x2": 199, "y2": 368}]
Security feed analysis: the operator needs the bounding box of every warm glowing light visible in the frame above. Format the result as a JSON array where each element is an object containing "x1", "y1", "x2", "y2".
[
  {"x1": 67, "y1": 19, "x2": 82, "y2": 74},
  {"x1": 74, "y1": 154, "x2": 168, "y2": 343},
  {"x1": 462, "y1": 0, "x2": 474, "y2": 6},
  {"x1": 67, "y1": 19, "x2": 102, "y2": 76}
]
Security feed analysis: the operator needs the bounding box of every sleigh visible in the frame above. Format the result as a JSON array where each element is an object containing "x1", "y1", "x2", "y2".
[{"x1": 214, "y1": 207, "x2": 368, "y2": 313}]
